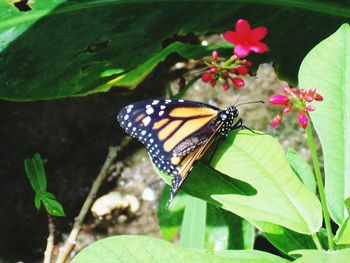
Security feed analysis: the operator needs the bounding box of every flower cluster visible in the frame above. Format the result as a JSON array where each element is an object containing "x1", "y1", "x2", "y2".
[
  {"x1": 269, "y1": 86, "x2": 323, "y2": 129},
  {"x1": 201, "y1": 50, "x2": 251, "y2": 90},
  {"x1": 201, "y1": 19, "x2": 268, "y2": 91}
]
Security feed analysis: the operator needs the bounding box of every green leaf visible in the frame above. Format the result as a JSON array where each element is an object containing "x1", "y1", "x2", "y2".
[
  {"x1": 335, "y1": 216, "x2": 350, "y2": 245},
  {"x1": 180, "y1": 196, "x2": 206, "y2": 248},
  {"x1": 2, "y1": 1, "x2": 350, "y2": 100},
  {"x1": 259, "y1": 222, "x2": 316, "y2": 259},
  {"x1": 156, "y1": 131, "x2": 322, "y2": 234},
  {"x1": 290, "y1": 249, "x2": 350, "y2": 263},
  {"x1": 35, "y1": 192, "x2": 42, "y2": 209},
  {"x1": 287, "y1": 148, "x2": 316, "y2": 194},
  {"x1": 211, "y1": 131, "x2": 322, "y2": 234},
  {"x1": 41, "y1": 193, "x2": 65, "y2": 217},
  {"x1": 71, "y1": 235, "x2": 289, "y2": 263},
  {"x1": 299, "y1": 24, "x2": 350, "y2": 225},
  {"x1": 158, "y1": 185, "x2": 188, "y2": 241},
  {"x1": 24, "y1": 153, "x2": 47, "y2": 192},
  {"x1": 206, "y1": 204, "x2": 255, "y2": 250},
  {"x1": 345, "y1": 197, "x2": 350, "y2": 215}
]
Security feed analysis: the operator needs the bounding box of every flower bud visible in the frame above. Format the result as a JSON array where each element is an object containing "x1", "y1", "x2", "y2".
[
  {"x1": 282, "y1": 85, "x2": 291, "y2": 94},
  {"x1": 314, "y1": 93, "x2": 323, "y2": 101},
  {"x1": 222, "y1": 70, "x2": 229, "y2": 79},
  {"x1": 305, "y1": 96, "x2": 313, "y2": 102},
  {"x1": 201, "y1": 72, "x2": 212, "y2": 83},
  {"x1": 223, "y1": 82, "x2": 230, "y2": 91},
  {"x1": 212, "y1": 50, "x2": 219, "y2": 60},
  {"x1": 268, "y1": 94, "x2": 289, "y2": 105},
  {"x1": 271, "y1": 115, "x2": 282, "y2": 128},
  {"x1": 210, "y1": 67, "x2": 217, "y2": 74},
  {"x1": 232, "y1": 77, "x2": 245, "y2": 88},
  {"x1": 236, "y1": 66, "x2": 249, "y2": 75},
  {"x1": 298, "y1": 112, "x2": 308, "y2": 129},
  {"x1": 210, "y1": 79, "x2": 217, "y2": 88},
  {"x1": 306, "y1": 105, "x2": 316, "y2": 111}
]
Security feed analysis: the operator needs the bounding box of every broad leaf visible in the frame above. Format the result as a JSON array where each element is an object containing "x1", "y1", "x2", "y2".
[
  {"x1": 299, "y1": 24, "x2": 350, "y2": 225},
  {"x1": 287, "y1": 148, "x2": 316, "y2": 193},
  {"x1": 2, "y1": 1, "x2": 350, "y2": 100},
  {"x1": 41, "y1": 192, "x2": 65, "y2": 216},
  {"x1": 157, "y1": 131, "x2": 322, "y2": 234},
  {"x1": 291, "y1": 249, "x2": 350, "y2": 263},
  {"x1": 71, "y1": 235, "x2": 289, "y2": 263}
]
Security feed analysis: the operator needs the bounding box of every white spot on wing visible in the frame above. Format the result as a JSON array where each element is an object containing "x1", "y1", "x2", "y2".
[
  {"x1": 159, "y1": 111, "x2": 164, "y2": 116},
  {"x1": 141, "y1": 130, "x2": 146, "y2": 136},
  {"x1": 146, "y1": 107, "x2": 154, "y2": 115},
  {"x1": 124, "y1": 115, "x2": 129, "y2": 120},
  {"x1": 142, "y1": 116, "x2": 151, "y2": 126},
  {"x1": 152, "y1": 100, "x2": 159, "y2": 105}
]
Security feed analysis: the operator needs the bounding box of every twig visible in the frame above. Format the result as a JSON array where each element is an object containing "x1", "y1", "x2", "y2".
[
  {"x1": 43, "y1": 215, "x2": 55, "y2": 263},
  {"x1": 56, "y1": 137, "x2": 131, "y2": 263}
]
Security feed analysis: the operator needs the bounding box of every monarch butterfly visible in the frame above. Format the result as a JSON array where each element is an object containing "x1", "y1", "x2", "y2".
[{"x1": 117, "y1": 99, "x2": 256, "y2": 207}]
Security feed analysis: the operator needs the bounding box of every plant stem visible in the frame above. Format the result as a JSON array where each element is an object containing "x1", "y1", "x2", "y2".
[
  {"x1": 305, "y1": 124, "x2": 334, "y2": 250},
  {"x1": 43, "y1": 215, "x2": 55, "y2": 263},
  {"x1": 311, "y1": 233, "x2": 323, "y2": 250},
  {"x1": 55, "y1": 137, "x2": 131, "y2": 263}
]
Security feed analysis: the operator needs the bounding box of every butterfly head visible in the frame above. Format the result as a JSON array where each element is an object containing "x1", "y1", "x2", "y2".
[{"x1": 219, "y1": 106, "x2": 239, "y2": 136}]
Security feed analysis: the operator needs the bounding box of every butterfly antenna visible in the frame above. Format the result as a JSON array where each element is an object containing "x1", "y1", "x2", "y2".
[
  {"x1": 233, "y1": 95, "x2": 241, "y2": 106},
  {"x1": 235, "y1": 100, "x2": 264, "y2": 107}
]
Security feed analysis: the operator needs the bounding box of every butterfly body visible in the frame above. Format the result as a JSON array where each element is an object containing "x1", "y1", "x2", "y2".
[{"x1": 117, "y1": 99, "x2": 241, "y2": 206}]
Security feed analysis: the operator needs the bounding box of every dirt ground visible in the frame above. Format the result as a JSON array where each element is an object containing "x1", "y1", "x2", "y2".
[{"x1": 0, "y1": 59, "x2": 315, "y2": 262}]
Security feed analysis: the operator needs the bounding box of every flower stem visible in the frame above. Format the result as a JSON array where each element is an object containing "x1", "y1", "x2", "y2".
[
  {"x1": 305, "y1": 123, "x2": 335, "y2": 250},
  {"x1": 311, "y1": 233, "x2": 323, "y2": 250}
]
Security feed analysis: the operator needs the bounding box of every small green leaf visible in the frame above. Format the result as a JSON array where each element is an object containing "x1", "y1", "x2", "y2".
[
  {"x1": 180, "y1": 196, "x2": 206, "y2": 249},
  {"x1": 291, "y1": 249, "x2": 350, "y2": 263},
  {"x1": 334, "y1": 216, "x2": 350, "y2": 245},
  {"x1": 287, "y1": 148, "x2": 316, "y2": 194},
  {"x1": 299, "y1": 23, "x2": 350, "y2": 225},
  {"x1": 24, "y1": 153, "x2": 47, "y2": 192},
  {"x1": 34, "y1": 192, "x2": 42, "y2": 209},
  {"x1": 41, "y1": 193, "x2": 65, "y2": 217},
  {"x1": 71, "y1": 235, "x2": 289, "y2": 263}
]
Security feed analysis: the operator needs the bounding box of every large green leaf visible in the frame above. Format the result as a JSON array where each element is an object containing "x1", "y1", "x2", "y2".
[
  {"x1": 299, "y1": 24, "x2": 350, "y2": 225},
  {"x1": 71, "y1": 235, "x2": 290, "y2": 263},
  {"x1": 2, "y1": 1, "x2": 350, "y2": 100},
  {"x1": 157, "y1": 131, "x2": 322, "y2": 234},
  {"x1": 290, "y1": 249, "x2": 350, "y2": 263}
]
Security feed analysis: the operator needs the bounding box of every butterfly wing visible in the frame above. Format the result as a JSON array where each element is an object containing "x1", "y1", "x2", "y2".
[{"x1": 117, "y1": 99, "x2": 222, "y2": 204}]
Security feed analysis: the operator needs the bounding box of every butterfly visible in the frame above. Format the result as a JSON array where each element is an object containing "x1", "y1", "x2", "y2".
[{"x1": 117, "y1": 99, "x2": 254, "y2": 207}]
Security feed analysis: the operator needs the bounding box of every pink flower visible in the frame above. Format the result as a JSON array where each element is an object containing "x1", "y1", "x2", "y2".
[
  {"x1": 269, "y1": 85, "x2": 323, "y2": 129},
  {"x1": 223, "y1": 19, "x2": 268, "y2": 58}
]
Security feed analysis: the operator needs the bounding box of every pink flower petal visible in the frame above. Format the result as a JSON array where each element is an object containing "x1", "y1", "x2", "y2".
[
  {"x1": 251, "y1": 27, "x2": 268, "y2": 42},
  {"x1": 236, "y1": 19, "x2": 251, "y2": 36},
  {"x1": 250, "y1": 42, "x2": 268, "y2": 53},
  {"x1": 223, "y1": 31, "x2": 241, "y2": 45},
  {"x1": 234, "y1": 44, "x2": 250, "y2": 58}
]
